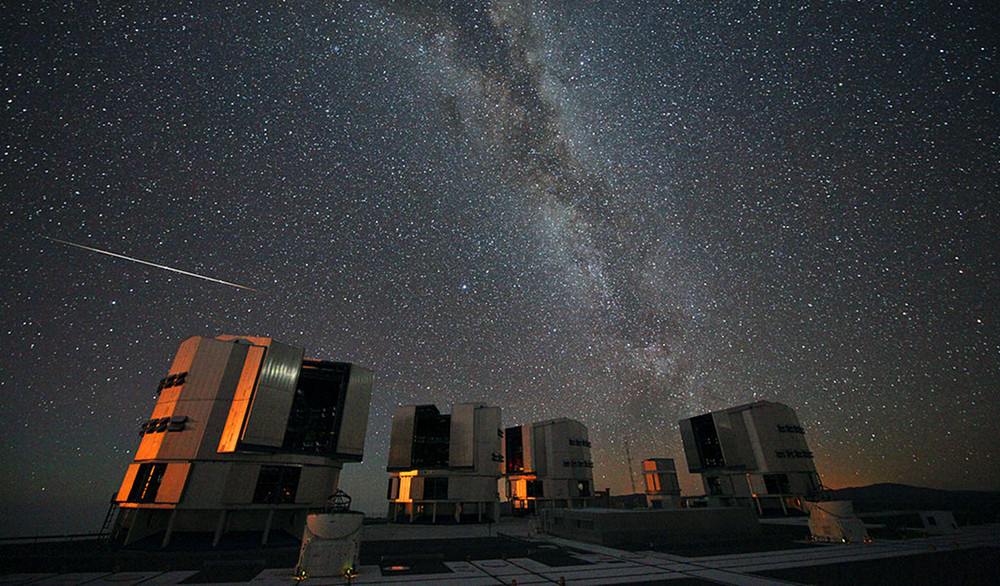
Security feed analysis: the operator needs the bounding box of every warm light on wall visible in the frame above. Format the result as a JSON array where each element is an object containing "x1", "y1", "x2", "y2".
[
  {"x1": 507, "y1": 475, "x2": 536, "y2": 500},
  {"x1": 397, "y1": 470, "x2": 418, "y2": 503},
  {"x1": 217, "y1": 345, "x2": 266, "y2": 453}
]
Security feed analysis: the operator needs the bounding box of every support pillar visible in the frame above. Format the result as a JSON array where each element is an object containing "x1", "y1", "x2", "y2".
[
  {"x1": 161, "y1": 509, "x2": 178, "y2": 548},
  {"x1": 262, "y1": 509, "x2": 274, "y2": 545},
  {"x1": 213, "y1": 510, "x2": 228, "y2": 548}
]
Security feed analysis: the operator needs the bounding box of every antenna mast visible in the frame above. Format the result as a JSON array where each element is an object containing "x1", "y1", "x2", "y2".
[{"x1": 625, "y1": 438, "x2": 638, "y2": 494}]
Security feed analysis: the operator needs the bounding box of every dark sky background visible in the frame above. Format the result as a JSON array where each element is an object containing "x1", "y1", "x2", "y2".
[{"x1": 2, "y1": 1, "x2": 998, "y2": 537}]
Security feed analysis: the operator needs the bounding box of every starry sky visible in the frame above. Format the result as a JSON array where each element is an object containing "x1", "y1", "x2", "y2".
[{"x1": 2, "y1": 1, "x2": 998, "y2": 537}]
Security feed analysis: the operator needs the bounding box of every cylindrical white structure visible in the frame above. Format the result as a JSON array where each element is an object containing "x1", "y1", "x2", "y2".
[
  {"x1": 808, "y1": 500, "x2": 869, "y2": 543},
  {"x1": 295, "y1": 511, "x2": 364, "y2": 578}
]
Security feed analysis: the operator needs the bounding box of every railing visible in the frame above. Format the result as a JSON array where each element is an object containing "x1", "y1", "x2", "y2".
[{"x1": 0, "y1": 533, "x2": 106, "y2": 545}]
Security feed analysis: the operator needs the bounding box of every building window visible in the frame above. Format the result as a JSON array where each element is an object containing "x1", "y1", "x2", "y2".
[
  {"x1": 706, "y1": 476, "x2": 723, "y2": 496},
  {"x1": 808, "y1": 473, "x2": 821, "y2": 493},
  {"x1": 526, "y1": 479, "x2": 544, "y2": 498},
  {"x1": 282, "y1": 360, "x2": 351, "y2": 455},
  {"x1": 691, "y1": 414, "x2": 725, "y2": 468},
  {"x1": 156, "y1": 372, "x2": 187, "y2": 394},
  {"x1": 505, "y1": 426, "x2": 524, "y2": 473},
  {"x1": 423, "y1": 476, "x2": 448, "y2": 500},
  {"x1": 411, "y1": 406, "x2": 451, "y2": 468},
  {"x1": 777, "y1": 424, "x2": 805, "y2": 434},
  {"x1": 253, "y1": 466, "x2": 301, "y2": 504},
  {"x1": 127, "y1": 463, "x2": 167, "y2": 503},
  {"x1": 763, "y1": 473, "x2": 790, "y2": 495},
  {"x1": 577, "y1": 480, "x2": 591, "y2": 497}
]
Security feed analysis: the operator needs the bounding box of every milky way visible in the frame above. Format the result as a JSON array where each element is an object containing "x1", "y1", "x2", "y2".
[
  {"x1": 383, "y1": 1, "x2": 699, "y2": 408},
  {"x1": 1, "y1": 1, "x2": 997, "y2": 536}
]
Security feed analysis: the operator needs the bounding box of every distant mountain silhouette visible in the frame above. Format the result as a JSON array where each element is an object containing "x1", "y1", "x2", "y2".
[{"x1": 821, "y1": 483, "x2": 1000, "y2": 524}]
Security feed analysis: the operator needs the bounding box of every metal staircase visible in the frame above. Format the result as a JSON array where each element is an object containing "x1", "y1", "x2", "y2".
[{"x1": 99, "y1": 493, "x2": 119, "y2": 541}]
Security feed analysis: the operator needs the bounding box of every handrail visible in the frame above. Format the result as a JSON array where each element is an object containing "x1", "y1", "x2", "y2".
[{"x1": 0, "y1": 533, "x2": 105, "y2": 545}]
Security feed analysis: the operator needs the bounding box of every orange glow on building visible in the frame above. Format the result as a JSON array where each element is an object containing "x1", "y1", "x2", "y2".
[
  {"x1": 110, "y1": 335, "x2": 373, "y2": 547},
  {"x1": 217, "y1": 345, "x2": 266, "y2": 453},
  {"x1": 396, "y1": 470, "x2": 418, "y2": 503}
]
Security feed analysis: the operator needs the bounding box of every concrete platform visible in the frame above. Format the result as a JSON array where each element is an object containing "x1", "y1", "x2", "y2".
[{"x1": 2, "y1": 520, "x2": 997, "y2": 584}]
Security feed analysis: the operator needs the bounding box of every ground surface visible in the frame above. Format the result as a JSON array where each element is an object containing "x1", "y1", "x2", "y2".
[{"x1": 1, "y1": 518, "x2": 997, "y2": 584}]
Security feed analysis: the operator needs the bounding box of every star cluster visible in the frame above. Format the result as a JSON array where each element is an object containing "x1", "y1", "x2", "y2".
[{"x1": 2, "y1": 1, "x2": 997, "y2": 536}]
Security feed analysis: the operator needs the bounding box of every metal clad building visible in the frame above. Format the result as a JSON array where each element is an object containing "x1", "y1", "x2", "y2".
[
  {"x1": 643, "y1": 458, "x2": 681, "y2": 508},
  {"x1": 112, "y1": 335, "x2": 373, "y2": 547},
  {"x1": 503, "y1": 418, "x2": 594, "y2": 513},
  {"x1": 679, "y1": 401, "x2": 821, "y2": 514},
  {"x1": 386, "y1": 403, "x2": 503, "y2": 523}
]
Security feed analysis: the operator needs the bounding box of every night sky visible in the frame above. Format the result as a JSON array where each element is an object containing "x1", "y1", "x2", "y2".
[{"x1": 2, "y1": 1, "x2": 998, "y2": 537}]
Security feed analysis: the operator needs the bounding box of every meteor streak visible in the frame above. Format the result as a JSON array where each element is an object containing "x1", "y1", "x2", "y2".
[{"x1": 44, "y1": 236, "x2": 258, "y2": 292}]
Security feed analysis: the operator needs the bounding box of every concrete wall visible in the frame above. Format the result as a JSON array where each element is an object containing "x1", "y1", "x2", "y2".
[
  {"x1": 540, "y1": 507, "x2": 761, "y2": 547},
  {"x1": 449, "y1": 403, "x2": 477, "y2": 468},
  {"x1": 534, "y1": 418, "x2": 592, "y2": 481},
  {"x1": 387, "y1": 406, "x2": 417, "y2": 470},
  {"x1": 336, "y1": 366, "x2": 374, "y2": 458},
  {"x1": 473, "y1": 405, "x2": 503, "y2": 474}
]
